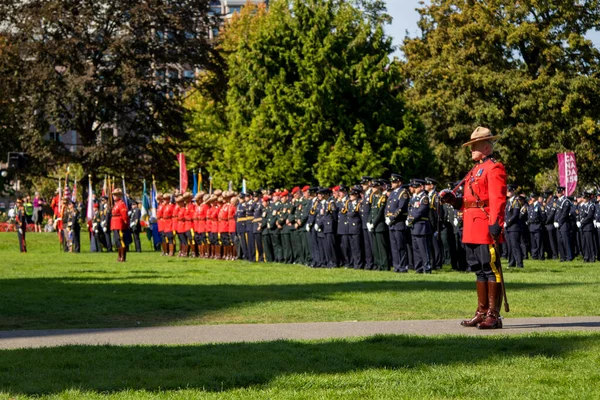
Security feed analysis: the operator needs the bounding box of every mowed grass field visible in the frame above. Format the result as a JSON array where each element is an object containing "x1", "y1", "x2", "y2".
[
  {"x1": 1, "y1": 233, "x2": 600, "y2": 399},
  {"x1": 0, "y1": 232, "x2": 599, "y2": 330}
]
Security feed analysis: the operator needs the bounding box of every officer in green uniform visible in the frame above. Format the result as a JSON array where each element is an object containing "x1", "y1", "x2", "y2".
[
  {"x1": 368, "y1": 179, "x2": 390, "y2": 270},
  {"x1": 278, "y1": 189, "x2": 293, "y2": 263}
]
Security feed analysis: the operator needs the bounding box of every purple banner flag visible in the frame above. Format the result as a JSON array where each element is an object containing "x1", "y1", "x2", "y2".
[{"x1": 558, "y1": 152, "x2": 578, "y2": 196}]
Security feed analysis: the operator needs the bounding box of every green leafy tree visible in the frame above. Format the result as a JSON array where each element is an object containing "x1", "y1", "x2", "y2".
[
  {"x1": 209, "y1": 0, "x2": 432, "y2": 189},
  {"x1": 402, "y1": 0, "x2": 600, "y2": 190},
  {"x1": 0, "y1": 0, "x2": 225, "y2": 185}
]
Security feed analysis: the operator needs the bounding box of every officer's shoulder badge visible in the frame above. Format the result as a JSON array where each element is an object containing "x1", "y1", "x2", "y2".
[
  {"x1": 422, "y1": 196, "x2": 429, "y2": 205},
  {"x1": 402, "y1": 192, "x2": 409, "y2": 199}
]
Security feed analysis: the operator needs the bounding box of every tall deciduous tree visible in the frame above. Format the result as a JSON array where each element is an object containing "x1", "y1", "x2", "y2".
[
  {"x1": 402, "y1": 0, "x2": 600, "y2": 189},
  {"x1": 210, "y1": 0, "x2": 431, "y2": 189},
  {"x1": 0, "y1": 0, "x2": 225, "y2": 184}
]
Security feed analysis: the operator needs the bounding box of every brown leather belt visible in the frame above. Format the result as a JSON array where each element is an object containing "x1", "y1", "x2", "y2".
[{"x1": 464, "y1": 200, "x2": 489, "y2": 208}]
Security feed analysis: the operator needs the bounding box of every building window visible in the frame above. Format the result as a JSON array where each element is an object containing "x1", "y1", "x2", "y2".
[
  {"x1": 183, "y1": 70, "x2": 195, "y2": 80},
  {"x1": 228, "y1": 6, "x2": 242, "y2": 14}
]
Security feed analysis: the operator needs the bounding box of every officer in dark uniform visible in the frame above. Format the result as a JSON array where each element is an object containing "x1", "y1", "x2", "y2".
[
  {"x1": 306, "y1": 187, "x2": 321, "y2": 267},
  {"x1": 526, "y1": 193, "x2": 544, "y2": 260},
  {"x1": 555, "y1": 186, "x2": 573, "y2": 262},
  {"x1": 315, "y1": 188, "x2": 338, "y2": 268},
  {"x1": 441, "y1": 183, "x2": 459, "y2": 270},
  {"x1": 262, "y1": 194, "x2": 275, "y2": 262},
  {"x1": 270, "y1": 192, "x2": 283, "y2": 263},
  {"x1": 543, "y1": 190, "x2": 559, "y2": 260},
  {"x1": 130, "y1": 200, "x2": 142, "y2": 252},
  {"x1": 297, "y1": 186, "x2": 312, "y2": 265},
  {"x1": 572, "y1": 195, "x2": 582, "y2": 258},
  {"x1": 289, "y1": 187, "x2": 303, "y2": 264},
  {"x1": 504, "y1": 185, "x2": 523, "y2": 268},
  {"x1": 337, "y1": 186, "x2": 351, "y2": 267},
  {"x1": 518, "y1": 194, "x2": 529, "y2": 260},
  {"x1": 425, "y1": 178, "x2": 444, "y2": 269},
  {"x1": 346, "y1": 186, "x2": 363, "y2": 269},
  {"x1": 451, "y1": 183, "x2": 468, "y2": 271},
  {"x1": 408, "y1": 178, "x2": 432, "y2": 274},
  {"x1": 242, "y1": 192, "x2": 254, "y2": 261},
  {"x1": 595, "y1": 192, "x2": 600, "y2": 261},
  {"x1": 100, "y1": 196, "x2": 112, "y2": 252},
  {"x1": 579, "y1": 190, "x2": 596, "y2": 262},
  {"x1": 385, "y1": 173, "x2": 409, "y2": 272},
  {"x1": 91, "y1": 203, "x2": 106, "y2": 252},
  {"x1": 368, "y1": 179, "x2": 389, "y2": 271},
  {"x1": 360, "y1": 177, "x2": 375, "y2": 270}
]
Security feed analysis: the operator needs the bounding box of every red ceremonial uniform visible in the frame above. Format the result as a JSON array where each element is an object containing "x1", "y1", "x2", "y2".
[
  {"x1": 197, "y1": 203, "x2": 209, "y2": 233},
  {"x1": 111, "y1": 199, "x2": 129, "y2": 230},
  {"x1": 176, "y1": 205, "x2": 186, "y2": 234},
  {"x1": 185, "y1": 203, "x2": 195, "y2": 232},
  {"x1": 461, "y1": 157, "x2": 507, "y2": 244},
  {"x1": 218, "y1": 204, "x2": 229, "y2": 233},
  {"x1": 51, "y1": 195, "x2": 60, "y2": 218},
  {"x1": 157, "y1": 203, "x2": 165, "y2": 232},
  {"x1": 163, "y1": 203, "x2": 175, "y2": 232},
  {"x1": 208, "y1": 205, "x2": 220, "y2": 233},
  {"x1": 227, "y1": 202, "x2": 236, "y2": 233}
]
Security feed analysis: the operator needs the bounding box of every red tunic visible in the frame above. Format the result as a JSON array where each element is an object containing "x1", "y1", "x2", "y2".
[
  {"x1": 176, "y1": 205, "x2": 186, "y2": 233},
  {"x1": 218, "y1": 204, "x2": 229, "y2": 233},
  {"x1": 227, "y1": 203, "x2": 236, "y2": 233},
  {"x1": 461, "y1": 157, "x2": 506, "y2": 245},
  {"x1": 208, "y1": 205, "x2": 220, "y2": 233},
  {"x1": 111, "y1": 200, "x2": 129, "y2": 230},
  {"x1": 51, "y1": 195, "x2": 60, "y2": 218},
  {"x1": 157, "y1": 203, "x2": 165, "y2": 232},
  {"x1": 198, "y1": 204, "x2": 208, "y2": 233},
  {"x1": 185, "y1": 203, "x2": 195, "y2": 232},
  {"x1": 163, "y1": 203, "x2": 175, "y2": 232}
]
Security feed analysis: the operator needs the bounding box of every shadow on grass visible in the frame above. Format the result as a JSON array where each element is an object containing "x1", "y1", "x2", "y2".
[
  {"x1": 0, "y1": 278, "x2": 588, "y2": 330},
  {"x1": 0, "y1": 333, "x2": 597, "y2": 395}
]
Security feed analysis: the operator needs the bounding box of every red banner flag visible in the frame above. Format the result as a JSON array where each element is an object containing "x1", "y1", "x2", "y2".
[
  {"x1": 558, "y1": 152, "x2": 577, "y2": 197},
  {"x1": 178, "y1": 153, "x2": 188, "y2": 193}
]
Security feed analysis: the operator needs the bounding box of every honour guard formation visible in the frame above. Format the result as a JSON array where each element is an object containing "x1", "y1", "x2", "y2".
[{"x1": 10, "y1": 128, "x2": 600, "y2": 328}]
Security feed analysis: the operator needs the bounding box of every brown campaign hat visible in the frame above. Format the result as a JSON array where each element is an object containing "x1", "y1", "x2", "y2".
[
  {"x1": 112, "y1": 188, "x2": 123, "y2": 196},
  {"x1": 462, "y1": 126, "x2": 501, "y2": 147}
]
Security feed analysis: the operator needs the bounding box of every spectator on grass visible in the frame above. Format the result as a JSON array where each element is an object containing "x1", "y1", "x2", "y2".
[
  {"x1": 45, "y1": 218, "x2": 55, "y2": 233},
  {"x1": 33, "y1": 192, "x2": 44, "y2": 232}
]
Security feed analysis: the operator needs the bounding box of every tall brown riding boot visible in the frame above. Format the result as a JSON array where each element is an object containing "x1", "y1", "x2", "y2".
[
  {"x1": 169, "y1": 244, "x2": 175, "y2": 256},
  {"x1": 461, "y1": 281, "x2": 488, "y2": 327},
  {"x1": 478, "y1": 281, "x2": 503, "y2": 329},
  {"x1": 122, "y1": 248, "x2": 127, "y2": 262},
  {"x1": 216, "y1": 245, "x2": 222, "y2": 260},
  {"x1": 117, "y1": 248, "x2": 123, "y2": 262}
]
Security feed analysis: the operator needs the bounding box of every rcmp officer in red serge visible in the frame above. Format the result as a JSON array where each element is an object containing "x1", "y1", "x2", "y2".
[
  {"x1": 111, "y1": 188, "x2": 132, "y2": 262},
  {"x1": 441, "y1": 126, "x2": 507, "y2": 329}
]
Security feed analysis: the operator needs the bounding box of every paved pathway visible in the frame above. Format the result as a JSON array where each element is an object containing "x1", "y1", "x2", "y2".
[{"x1": 1, "y1": 317, "x2": 600, "y2": 349}]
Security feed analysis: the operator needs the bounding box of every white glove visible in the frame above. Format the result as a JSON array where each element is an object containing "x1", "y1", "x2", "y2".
[
  {"x1": 553, "y1": 222, "x2": 559, "y2": 229},
  {"x1": 385, "y1": 217, "x2": 391, "y2": 225},
  {"x1": 367, "y1": 223, "x2": 373, "y2": 232},
  {"x1": 130, "y1": 222, "x2": 136, "y2": 229},
  {"x1": 595, "y1": 221, "x2": 598, "y2": 229},
  {"x1": 316, "y1": 226, "x2": 322, "y2": 232},
  {"x1": 306, "y1": 224, "x2": 310, "y2": 232},
  {"x1": 576, "y1": 221, "x2": 582, "y2": 229},
  {"x1": 453, "y1": 218, "x2": 458, "y2": 227},
  {"x1": 18, "y1": 228, "x2": 22, "y2": 235},
  {"x1": 503, "y1": 222, "x2": 507, "y2": 228}
]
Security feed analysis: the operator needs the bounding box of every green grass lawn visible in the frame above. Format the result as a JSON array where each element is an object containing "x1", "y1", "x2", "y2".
[
  {"x1": 0, "y1": 232, "x2": 598, "y2": 330},
  {"x1": 1, "y1": 332, "x2": 600, "y2": 399}
]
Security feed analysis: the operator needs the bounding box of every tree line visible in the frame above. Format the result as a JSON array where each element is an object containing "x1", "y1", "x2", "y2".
[{"x1": 1, "y1": 0, "x2": 599, "y2": 193}]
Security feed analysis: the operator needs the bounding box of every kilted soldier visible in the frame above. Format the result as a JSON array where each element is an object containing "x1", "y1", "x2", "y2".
[
  {"x1": 554, "y1": 186, "x2": 573, "y2": 262},
  {"x1": 408, "y1": 179, "x2": 432, "y2": 274},
  {"x1": 505, "y1": 185, "x2": 523, "y2": 268},
  {"x1": 15, "y1": 199, "x2": 27, "y2": 252},
  {"x1": 129, "y1": 200, "x2": 142, "y2": 253},
  {"x1": 385, "y1": 173, "x2": 410, "y2": 273},
  {"x1": 527, "y1": 193, "x2": 544, "y2": 260},
  {"x1": 579, "y1": 190, "x2": 596, "y2": 262},
  {"x1": 315, "y1": 187, "x2": 338, "y2": 268},
  {"x1": 368, "y1": 179, "x2": 389, "y2": 271},
  {"x1": 441, "y1": 126, "x2": 507, "y2": 329},
  {"x1": 111, "y1": 188, "x2": 131, "y2": 262}
]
